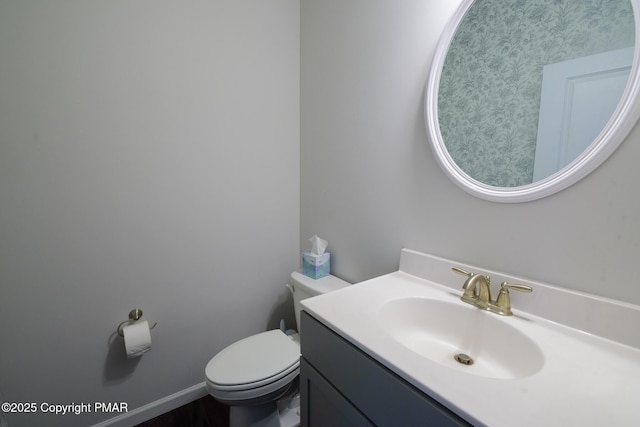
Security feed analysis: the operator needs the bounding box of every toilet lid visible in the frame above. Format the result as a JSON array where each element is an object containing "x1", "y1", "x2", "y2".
[{"x1": 205, "y1": 330, "x2": 300, "y2": 388}]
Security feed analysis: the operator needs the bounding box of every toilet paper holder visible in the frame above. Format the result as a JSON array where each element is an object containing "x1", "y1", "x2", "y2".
[{"x1": 117, "y1": 309, "x2": 157, "y2": 337}]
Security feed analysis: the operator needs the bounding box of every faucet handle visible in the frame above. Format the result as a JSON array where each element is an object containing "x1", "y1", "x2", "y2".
[
  {"x1": 494, "y1": 281, "x2": 532, "y2": 315},
  {"x1": 452, "y1": 267, "x2": 491, "y2": 303},
  {"x1": 452, "y1": 267, "x2": 472, "y2": 277},
  {"x1": 500, "y1": 282, "x2": 532, "y2": 293},
  {"x1": 452, "y1": 267, "x2": 475, "y2": 295}
]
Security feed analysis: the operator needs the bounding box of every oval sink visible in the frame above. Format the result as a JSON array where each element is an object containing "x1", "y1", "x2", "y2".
[{"x1": 378, "y1": 297, "x2": 544, "y2": 379}]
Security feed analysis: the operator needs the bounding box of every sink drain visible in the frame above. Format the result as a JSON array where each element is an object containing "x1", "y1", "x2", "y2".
[{"x1": 454, "y1": 353, "x2": 474, "y2": 365}]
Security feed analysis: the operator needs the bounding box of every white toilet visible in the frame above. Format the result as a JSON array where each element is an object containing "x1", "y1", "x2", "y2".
[{"x1": 205, "y1": 271, "x2": 350, "y2": 427}]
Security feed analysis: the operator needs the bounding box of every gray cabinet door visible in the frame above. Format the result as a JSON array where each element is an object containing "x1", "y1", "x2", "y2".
[
  {"x1": 300, "y1": 358, "x2": 373, "y2": 427},
  {"x1": 301, "y1": 311, "x2": 470, "y2": 427}
]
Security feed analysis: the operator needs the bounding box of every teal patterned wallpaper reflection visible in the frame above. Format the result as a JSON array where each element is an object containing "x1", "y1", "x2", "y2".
[{"x1": 438, "y1": 0, "x2": 634, "y2": 187}]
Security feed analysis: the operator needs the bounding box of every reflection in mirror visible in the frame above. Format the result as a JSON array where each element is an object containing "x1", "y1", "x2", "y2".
[
  {"x1": 437, "y1": 0, "x2": 635, "y2": 188},
  {"x1": 532, "y1": 47, "x2": 633, "y2": 181}
]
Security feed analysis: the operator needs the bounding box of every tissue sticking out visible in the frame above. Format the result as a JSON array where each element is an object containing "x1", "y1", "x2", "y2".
[
  {"x1": 309, "y1": 235, "x2": 328, "y2": 255},
  {"x1": 303, "y1": 235, "x2": 331, "y2": 279}
]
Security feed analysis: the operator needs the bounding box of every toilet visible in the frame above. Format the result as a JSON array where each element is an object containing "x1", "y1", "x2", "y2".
[{"x1": 205, "y1": 271, "x2": 350, "y2": 427}]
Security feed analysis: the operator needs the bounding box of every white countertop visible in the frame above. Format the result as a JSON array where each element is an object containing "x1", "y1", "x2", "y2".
[{"x1": 301, "y1": 249, "x2": 640, "y2": 426}]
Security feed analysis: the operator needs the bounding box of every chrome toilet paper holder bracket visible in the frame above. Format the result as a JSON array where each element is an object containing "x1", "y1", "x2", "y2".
[{"x1": 117, "y1": 309, "x2": 157, "y2": 337}]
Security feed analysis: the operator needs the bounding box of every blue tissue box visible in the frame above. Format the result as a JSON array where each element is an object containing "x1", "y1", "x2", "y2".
[{"x1": 302, "y1": 252, "x2": 331, "y2": 279}]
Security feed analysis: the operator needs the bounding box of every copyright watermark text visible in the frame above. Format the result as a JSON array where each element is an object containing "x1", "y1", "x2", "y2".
[{"x1": 1, "y1": 401, "x2": 128, "y2": 415}]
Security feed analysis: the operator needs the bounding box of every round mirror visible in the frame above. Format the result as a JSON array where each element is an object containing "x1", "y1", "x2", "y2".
[{"x1": 425, "y1": 0, "x2": 640, "y2": 202}]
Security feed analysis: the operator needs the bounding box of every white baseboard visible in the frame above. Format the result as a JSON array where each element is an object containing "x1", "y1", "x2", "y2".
[{"x1": 90, "y1": 382, "x2": 208, "y2": 427}]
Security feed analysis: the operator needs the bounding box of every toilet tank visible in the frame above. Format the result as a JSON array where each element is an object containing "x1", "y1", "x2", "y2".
[{"x1": 289, "y1": 271, "x2": 350, "y2": 331}]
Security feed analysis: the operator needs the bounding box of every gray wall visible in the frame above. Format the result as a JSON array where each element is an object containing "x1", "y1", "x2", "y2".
[
  {"x1": 2, "y1": 1, "x2": 640, "y2": 426},
  {"x1": 301, "y1": 0, "x2": 640, "y2": 306},
  {"x1": 0, "y1": 1, "x2": 299, "y2": 426}
]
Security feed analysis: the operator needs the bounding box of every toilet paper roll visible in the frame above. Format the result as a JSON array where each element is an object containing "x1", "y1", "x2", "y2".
[{"x1": 123, "y1": 320, "x2": 152, "y2": 359}]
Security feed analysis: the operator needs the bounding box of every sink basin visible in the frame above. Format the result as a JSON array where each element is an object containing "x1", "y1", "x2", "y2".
[{"x1": 378, "y1": 297, "x2": 544, "y2": 379}]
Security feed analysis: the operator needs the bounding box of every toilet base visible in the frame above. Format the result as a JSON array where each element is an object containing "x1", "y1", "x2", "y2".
[
  {"x1": 228, "y1": 381, "x2": 300, "y2": 427},
  {"x1": 230, "y1": 403, "x2": 280, "y2": 427},
  {"x1": 228, "y1": 398, "x2": 299, "y2": 427}
]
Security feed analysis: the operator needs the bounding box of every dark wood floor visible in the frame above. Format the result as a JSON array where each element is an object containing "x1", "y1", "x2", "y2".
[{"x1": 134, "y1": 395, "x2": 229, "y2": 427}]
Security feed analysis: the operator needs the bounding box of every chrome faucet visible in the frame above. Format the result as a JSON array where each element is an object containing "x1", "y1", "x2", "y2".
[{"x1": 452, "y1": 267, "x2": 532, "y2": 316}]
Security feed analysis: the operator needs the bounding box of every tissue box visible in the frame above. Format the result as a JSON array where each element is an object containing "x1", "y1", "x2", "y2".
[{"x1": 302, "y1": 252, "x2": 331, "y2": 279}]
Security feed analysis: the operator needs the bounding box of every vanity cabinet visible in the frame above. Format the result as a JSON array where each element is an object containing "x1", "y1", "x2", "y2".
[{"x1": 300, "y1": 311, "x2": 470, "y2": 427}]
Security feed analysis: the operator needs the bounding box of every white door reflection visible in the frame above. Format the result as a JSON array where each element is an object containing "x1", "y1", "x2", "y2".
[{"x1": 533, "y1": 47, "x2": 634, "y2": 181}]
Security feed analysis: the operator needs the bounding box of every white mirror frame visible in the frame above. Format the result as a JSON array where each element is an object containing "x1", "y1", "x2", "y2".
[{"x1": 425, "y1": 0, "x2": 640, "y2": 203}]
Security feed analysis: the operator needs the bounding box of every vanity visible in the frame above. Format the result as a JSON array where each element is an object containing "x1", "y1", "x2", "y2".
[
  {"x1": 299, "y1": 249, "x2": 640, "y2": 426},
  {"x1": 298, "y1": 0, "x2": 640, "y2": 424}
]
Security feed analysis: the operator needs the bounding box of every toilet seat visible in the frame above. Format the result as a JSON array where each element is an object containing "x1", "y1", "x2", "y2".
[{"x1": 205, "y1": 330, "x2": 300, "y2": 402}]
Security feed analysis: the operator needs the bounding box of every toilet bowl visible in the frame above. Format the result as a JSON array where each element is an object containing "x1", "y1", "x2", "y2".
[{"x1": 205, "y1": 272, "x2": 350, "y2": 427}]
